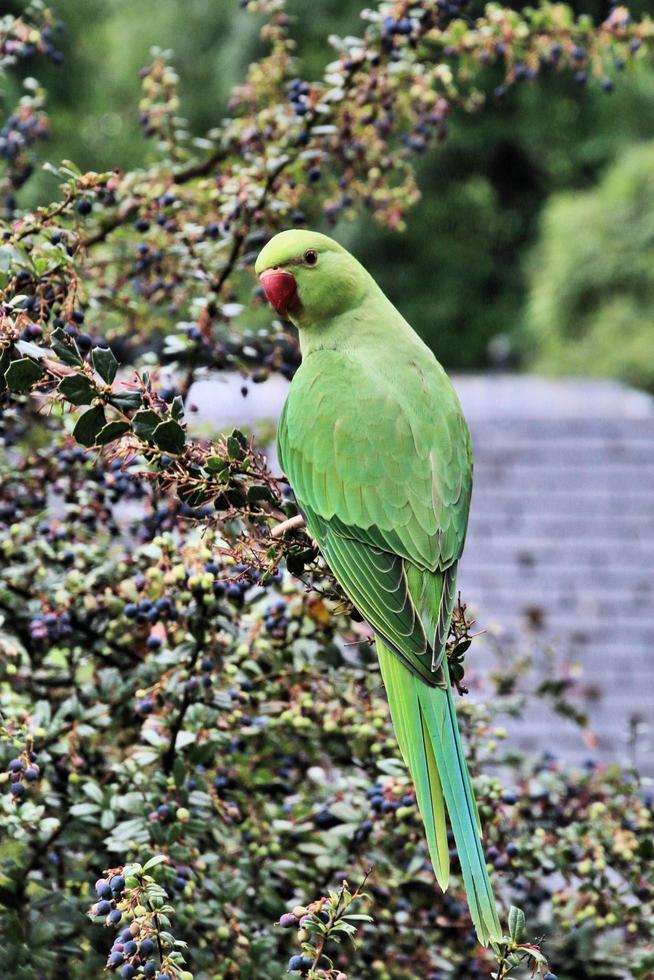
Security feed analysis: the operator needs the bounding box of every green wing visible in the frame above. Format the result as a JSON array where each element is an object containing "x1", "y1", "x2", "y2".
[{"x1": 277, "y1": 347, "x2": 472, "y2": 679}]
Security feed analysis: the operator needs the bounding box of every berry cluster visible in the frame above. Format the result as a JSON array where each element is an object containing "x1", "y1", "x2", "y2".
[{"x1": 5, "y1": 750, "x2": 40, "y2": 801}]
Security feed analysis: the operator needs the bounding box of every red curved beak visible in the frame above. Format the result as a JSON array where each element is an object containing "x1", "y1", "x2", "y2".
[{"x1": 259, "y1": 268, "x2": 299, "y2": 319}]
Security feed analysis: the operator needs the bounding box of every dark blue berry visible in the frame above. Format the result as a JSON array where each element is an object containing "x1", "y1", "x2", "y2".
[
  {"x1": 143, "y1": 965, "x2": 156, "y2": 978},
  {"x1": 110, "y1": 874, "x2": 125, "y2": 893},
  {"x1": 8, "y1": 758, "x2": 23, "y2": 772},
  {"x1": 120, "y1": 966, "x2": 136, "y2": 980},
  {"x1": 96, "y1": 881, "x2": 113, "y2": 899},
  {"x1": 77, "y1": 198, "x2": 92, "y2": 215},
  {"x1": 314, "y1": 808, "x2": 339, "y2": 829},
  {"x1": 139, "y1": 938, "x2": 155, "y2": 956},
  {"x1": 108, "y1": 951, "x2": 124, "y2": 967},
  {"x1": 96, "y1": 899, "x2": 112, "y2": 916},
  {"x1": 109, "y1": 909, "x2": 122, "y2": 924},
  {"x1": 123, "y1": 940, "x2": 137, "y2": 956},
  {"x1": 24, "y1": 767, "x2": 38, "y2": 781}
]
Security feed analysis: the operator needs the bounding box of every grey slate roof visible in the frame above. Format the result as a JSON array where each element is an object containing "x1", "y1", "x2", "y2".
[{"x1": 455, "y1": 375, "x2": 654, "y2": 774}]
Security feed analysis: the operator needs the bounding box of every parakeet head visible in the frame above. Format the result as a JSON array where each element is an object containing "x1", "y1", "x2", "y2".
[{"x1": 255, "y1": 230, "x2": 367, "y2": 325}]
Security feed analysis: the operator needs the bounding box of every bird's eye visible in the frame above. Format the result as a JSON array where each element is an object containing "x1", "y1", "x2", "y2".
[{"x1": 304, "y1": 249, "x2": 318, "y2": 266}]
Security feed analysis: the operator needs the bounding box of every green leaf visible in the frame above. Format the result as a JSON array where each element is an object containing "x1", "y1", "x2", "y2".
[
  {"x1": 205, "y1": 456, "x2": 229, "y2": 476},
  {"x1": 58, "y1": 374, "x2": 97, "y2": 406},
  {"x1": 508, "y1": 906, "x2": 525, "y2": 942},
  {"x1": 92, "y1": 345, "x2": 118, "y2": 384},
  {"x1": 95, "y1": 420, "x2": 130, "y2": 445},
  {"x1": 132, "y1": 409, "x2": 162, "y2": 439},
  {"x1": 152, "y1": 419, "x2": 185, "y2": 455},
  {"x1": 170, "y1": 394, "x2": 185, "y2": 420},
  {"x1": 143, "y1": 854, "x2": 168, "y2": 871},
  {"x1": 0, "y1": 349, "x2": 10, "y2": 390},
  {"x1": 15, "y1": 339, "x2": 49, "y2": 360},
  {"x1": 109, "y1": 391, "x2": 143, "y2": 412},
  {"x1": 68, "y1": 802, "x2": 100, "y2": 817},
  {"x1": 247, "y1": 483, "x2": 275, "y2": 504},
  {"x1": 73, "y1": 406, "x2": 107, "y2": 447},
  {"x1": 82, "y1": 782, "x2": 105, "y2": 805},
  {"x1": 227, "y1": 428, "x2": 248, "y2": 460},
  {"x1": 4, "y1": 357, "x2": 44, "y2": 392},
  {"x1": 51, "y1": 327, "x2": 83, "y2": 367}
]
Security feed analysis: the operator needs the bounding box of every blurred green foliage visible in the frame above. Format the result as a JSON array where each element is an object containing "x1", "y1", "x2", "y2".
[
  {"x1": 526, "y1": 139, "x2": 654, "y2": 391},
  {"x1": 8, "y1": 0, "x2": 654, "y2": 374}
]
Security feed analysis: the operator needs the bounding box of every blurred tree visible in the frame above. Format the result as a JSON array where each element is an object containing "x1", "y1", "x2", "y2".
[
  {"x1": 5, "y1": 0, "x2": 654, "y2": 372},
  {"x1": 352, "y1": 65, "x2": 654, "y2": 368},
  {"x1": 525, "y1": 139, "x2": 654, "y2": 391}
]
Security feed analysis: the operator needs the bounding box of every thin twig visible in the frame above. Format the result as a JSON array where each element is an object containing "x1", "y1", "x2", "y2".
[{"x1": 270, "y1": 514, "x2": 305, "y2": 538}]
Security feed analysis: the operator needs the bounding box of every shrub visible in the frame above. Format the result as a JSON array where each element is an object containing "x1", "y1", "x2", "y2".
[{"x1": 1, "y1": 2, "x2": 654, "y2": 977}]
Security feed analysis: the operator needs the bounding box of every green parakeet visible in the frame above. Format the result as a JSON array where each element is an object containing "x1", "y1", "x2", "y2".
[{"x1": 255, "y1": 230, "x2": 502, "y2": 945}]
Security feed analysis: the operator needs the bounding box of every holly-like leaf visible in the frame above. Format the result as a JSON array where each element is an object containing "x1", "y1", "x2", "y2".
[
  {"x1": 51, "y1": 327, "x2": 83, "y2": 367},
  {"x1": 58, "y1": 374, "x2": 97, "y2": 406},
  {"x1": 73, "y1": 405, "x2": 107, "y2": 447},
  {"x1": 4, "y1": 357, "x2": 44, "y2": 392},
  {"x1": 95, "y1": 420, "x2": 131, "y2": 445},
  {"x1": 227, "y1": 429, "x2": 248, "y2": 461},
  {"x1": 152, "y1": 418, "x2": 186, "y2": 455},
  {"x1": 109, "y1": 391, "x2": 143, "y2": 412},
  {"x1": 170, "y1": 394, "x2": 185, "y2": 420},
  {"x1": 132, "y1": 409, "x2": 163, "y2": 439},
  {"x1": 92, "y1": 345, "x2": 118, "y2": 385},
  {"x1": 15, "y1": 339, "x2": 49, "y2": 360}
]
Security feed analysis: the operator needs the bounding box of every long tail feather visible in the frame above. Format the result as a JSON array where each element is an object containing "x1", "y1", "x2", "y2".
[{"x1": 377, "y1": 639, "x2": 502, "y2": 945}]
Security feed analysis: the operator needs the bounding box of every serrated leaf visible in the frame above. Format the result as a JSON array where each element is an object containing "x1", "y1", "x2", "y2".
[
  {"x1": 72, "y1": 405, "x2": 106, "y2": 447},
  {"x1": 227, "y1": 434, "x2": 246, "y2": 460},
  {"x1": 508, "y1": 906, "x2": 525, "y2": 942},
  {"x1": 152, "y1": 418, "x2": 185, "y2": 455},
  {"x1": 58, "y1": 373, "x2": 97, "y2": 406},
  {"x1": 170, "y1": 394, "x2": 185, "y2": 420},
  {"x1": 51, "y1": 326, "x2": 83, "y2": 366},
  {"x1": 109, "y1": 391, "x2": 143, "y2": 412},
  {"x1": 4, "y1": 357, "x2": 43, "y2": 391},
  {"x1": 92, "y1": 345, "x2": 118, "y2": 384},
  {"x1": 15, "y1": 339, "x2": 49, "y2": 360},
  {"x1": 132, "y1": 409, "x2": 162, "y2": 439},
  {"x1": 95, "y1": 420, "x2": 130, "y2": 445}
]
